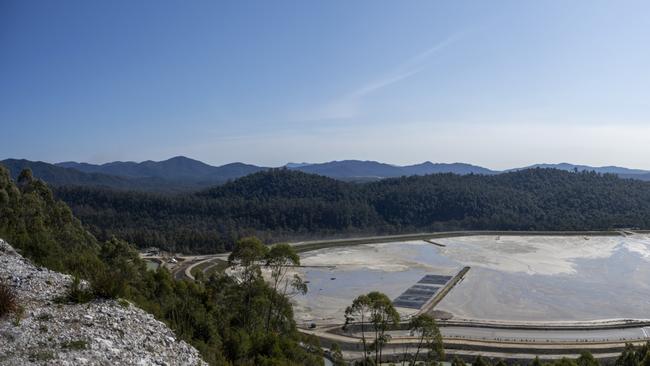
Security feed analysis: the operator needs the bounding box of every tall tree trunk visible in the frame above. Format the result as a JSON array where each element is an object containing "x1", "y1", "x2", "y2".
[
  {"x1": 379, "y1": 329, "x2": 384, "y2": 365},
  {"x1": 265, "y1": 290, "x2": 275, "y2": 332},
  {"x1": 375, "y1": 326, "x2": 379, "y2": 366},
  {"x1": 360, "y1": 312, "x2": 368, "y2": 365},
  {"x1": 265, "y1": 273, "x2": 281, "y2": 333},
  {"x1": 401, "y1": 341, "x2": 410, "y2": 366},
  {"x1": 272, "y1": 274, "x2": 290, "y2": 328},
  {"x1": 412, "y1": 334, "x2": 425, "y2": 366}
]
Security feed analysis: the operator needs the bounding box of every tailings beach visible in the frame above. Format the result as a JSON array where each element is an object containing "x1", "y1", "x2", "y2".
[{"x1": 291, "y1": 234, "x2": 650, "y2": 324}]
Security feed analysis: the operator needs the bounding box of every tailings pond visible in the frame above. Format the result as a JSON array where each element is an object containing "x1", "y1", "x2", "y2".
[{"x1": 291, "y1": 235, "x2": 650, "y2": 324}]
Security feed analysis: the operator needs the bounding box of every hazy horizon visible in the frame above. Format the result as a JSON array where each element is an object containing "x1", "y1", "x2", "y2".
[
  {"x1": 6, "y1": 155, "x2": 650, "y2": 173},
  {"x1": 3, "y1": 1, "x2": 650, "y2": 170}
]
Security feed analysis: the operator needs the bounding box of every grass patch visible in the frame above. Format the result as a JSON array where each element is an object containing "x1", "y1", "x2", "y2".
[
  {"x1": 61, "y1": 339, "x2": 88, "y2": 351},
  {"x1": 36, "y1": 313, "x2": 52, "y2": 321},
  {"x1": 55, "y1": 277, "x2": 93, "y2": 304},
  {"x1": 117, "y1": 298, "x2": 130, "y2": 308},
  {"x1": 12, "y1": 305, "x2": 25, "y2": 326},
  {"x1": 29, "y1": 351, "x2": 55, "y2": 362}
]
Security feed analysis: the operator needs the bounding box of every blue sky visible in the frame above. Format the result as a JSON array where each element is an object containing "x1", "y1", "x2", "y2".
[{"x1": 2, "y1": 0, "x2": 650, "y2": 169}]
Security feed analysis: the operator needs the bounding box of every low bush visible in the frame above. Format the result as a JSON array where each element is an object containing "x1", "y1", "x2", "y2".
[
  {"x1": 61, "y1": 339, "x2": 88, "y2": 350},
  {"x1": 56, "y1": 277, "x2": 93, "y2": 304},
  {"x1": 36, "y1": 313, "x2": 52, "y2": 321},
  {"x1": 28, "y1": 351, "x2": 54, "y2": 362},
  {"x1": 0, "y1": 281, "x2": 18, "y2": 318},
  {"x1": 90, "y1": 268, "x2": 125, "y2": 299},
  {"x1": 117, "y1": 298, "x2": 130, "y2": 308}
]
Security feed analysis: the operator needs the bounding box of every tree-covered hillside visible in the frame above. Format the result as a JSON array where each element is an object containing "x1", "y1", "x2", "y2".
[
  {"x1": 0, "y1": 166, "x2": 324, "y2": 365},
  {"x1": 50, "y1": 168, "x2": 650, "y2": 253},
  {"x1": 5, "y1": 163, "x2": 650, "y2": 366}
]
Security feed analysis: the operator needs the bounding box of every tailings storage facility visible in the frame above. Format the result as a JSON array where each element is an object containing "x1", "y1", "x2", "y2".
[{"x1": 289, "y1": 235, "x2": 650, "y2": 325}]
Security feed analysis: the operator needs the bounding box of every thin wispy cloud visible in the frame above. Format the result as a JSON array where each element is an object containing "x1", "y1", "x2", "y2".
[
  {"x1": 298, "y1": 32, "x2": 465, "y2": 121},
  {"x1": 349, "y1": 33, "x2": 463, "y2": 99}
]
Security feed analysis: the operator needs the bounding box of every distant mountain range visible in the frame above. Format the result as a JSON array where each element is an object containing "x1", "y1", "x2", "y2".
[
  {"x1": 2, "y1": 156, "x2": 650, "y2": 191},
  {"x1": 58, "y1": 156, "x2": 265, "y2": 183},
  {"x1": 294, "y1": 160, "x2": 497, "y2": 179},
  {"x1": 510, "y1": 163, "x2": 650, "y2": 180}
]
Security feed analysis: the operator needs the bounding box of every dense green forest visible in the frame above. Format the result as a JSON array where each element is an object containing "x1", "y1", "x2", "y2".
[
  {"x1": 0, "y1": 166, "x2": 323, "y2": 365},
  {"x1": 6, "y1": 164, "x2": 650, "y2": 366},
  {"x1": 51, "y1": 168, "x2": 650, "y2": 253}
]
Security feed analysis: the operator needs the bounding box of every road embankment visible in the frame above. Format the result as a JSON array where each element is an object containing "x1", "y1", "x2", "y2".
[{"x1": 291, "y1": 230, "x2": 622, "y2": 253}]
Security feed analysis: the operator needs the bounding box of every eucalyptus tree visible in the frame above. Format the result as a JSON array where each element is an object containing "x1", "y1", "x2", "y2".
[
  {"x1": 264, "y1": 243, "x2": 306, "y2": 332},
  {"x1": 641, "y1": 352, "x2": 650, "y2": 366},
  {"x1": 345, "y1": 294, "x2": 372, "y2": 363},
  {"x1": 554, "y1": 358, "x2": 579, "y2": 366},
  {"x1": 330, "y1": 343, "x2": 346, "y2": 366},
  {"x1": 451, "y1": 356, "x2": 467, "y2": 366},
  {"x1": 402, "y1": 313, "x2": 443, "y2": 366},
  {"x1": 227, "y1": 237, "x2": 269, "y2": 330},
  {"x1": 228, "y1": 236, "x2": 269, "y2": 284},
  {"x1": 577, "y1": 351, "x2": 600, "y2": 366},
  {"x1": 346, "y1": 291, "x2": 399, "y2": 365},
  {"x1": 474, "y1": 355, "x2": 492, "y2": 366},
  {"x1": 616, "y1": 345, "x2": 645, "y2": 366},
  {"x1": 367, "y1": 291, "x2": 400, "y2": 365},
  {"x1": 266, "y1": 243, "x2": 300, "y2": 293}
]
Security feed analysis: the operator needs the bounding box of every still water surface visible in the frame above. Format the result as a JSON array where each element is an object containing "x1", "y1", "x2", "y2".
[{"x1": 292, "y1": 235, "x2": 650, "y2": 323}]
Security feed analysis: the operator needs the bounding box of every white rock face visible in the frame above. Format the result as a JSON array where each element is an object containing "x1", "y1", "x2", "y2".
[{"x1": 0, "y1": 239, "x2": 207, "y2": 366}]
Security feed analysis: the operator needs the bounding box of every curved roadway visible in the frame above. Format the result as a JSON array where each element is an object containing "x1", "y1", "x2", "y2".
[{"x1": 348, "y1": 325, "x2": 650, "y2": 343}]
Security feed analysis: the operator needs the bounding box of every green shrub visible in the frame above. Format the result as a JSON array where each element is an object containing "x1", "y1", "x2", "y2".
[
  {"x1": 117, "y1": 298, "x2": 130, "y2": 308},
  {"x1": 90, "y1": 268, "x2": 125, "y2": 299},
  {"x1": 36, "y1": 313, "x2": 52, "y2": 321},
  {"x1": 0, "y1": 281, "x2": 18, "y2": 318},
  {"x1": 56, "y1": 277, "x2": 93, "y2": 304},
  {"x1": 61, "y1": 339, "x2": 88, "y2": 350},
  {"x1": 29, "y1": 351, "x2": 55, "y2": 362},
  {"x1": 12, "y1": 305, "x2": 24, "y2": 326}
]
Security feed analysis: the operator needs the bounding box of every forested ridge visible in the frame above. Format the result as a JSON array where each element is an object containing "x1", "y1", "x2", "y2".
[
  {"x1": 0, "y1": 166, "x2": 324, "y2": 365},
  {"x1": 49, "y1": 168, "x2": 650, "y2": 253},
  {"x1": 5, "y1": 165, "x2": 650, "y2": 366}
]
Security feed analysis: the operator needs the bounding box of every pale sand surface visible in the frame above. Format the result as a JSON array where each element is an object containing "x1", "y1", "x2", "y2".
[{"x1": 290, "y1": 235, "x2": 650, "y2": 324}]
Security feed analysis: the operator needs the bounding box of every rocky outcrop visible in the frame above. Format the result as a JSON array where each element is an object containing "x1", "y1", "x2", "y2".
[{"x1": 0, "y1": 239, "x2": 207, "y2": 366}]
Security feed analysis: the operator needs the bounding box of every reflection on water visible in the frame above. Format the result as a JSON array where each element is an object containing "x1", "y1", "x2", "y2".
[{"x1": 292, "y1": 236, "x2": 650, "y2": 323}]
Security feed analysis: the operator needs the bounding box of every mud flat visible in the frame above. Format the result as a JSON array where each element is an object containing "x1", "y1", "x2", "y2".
[{"x1": 290, "y1": 234, "x2": 650, "y2": 325}]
